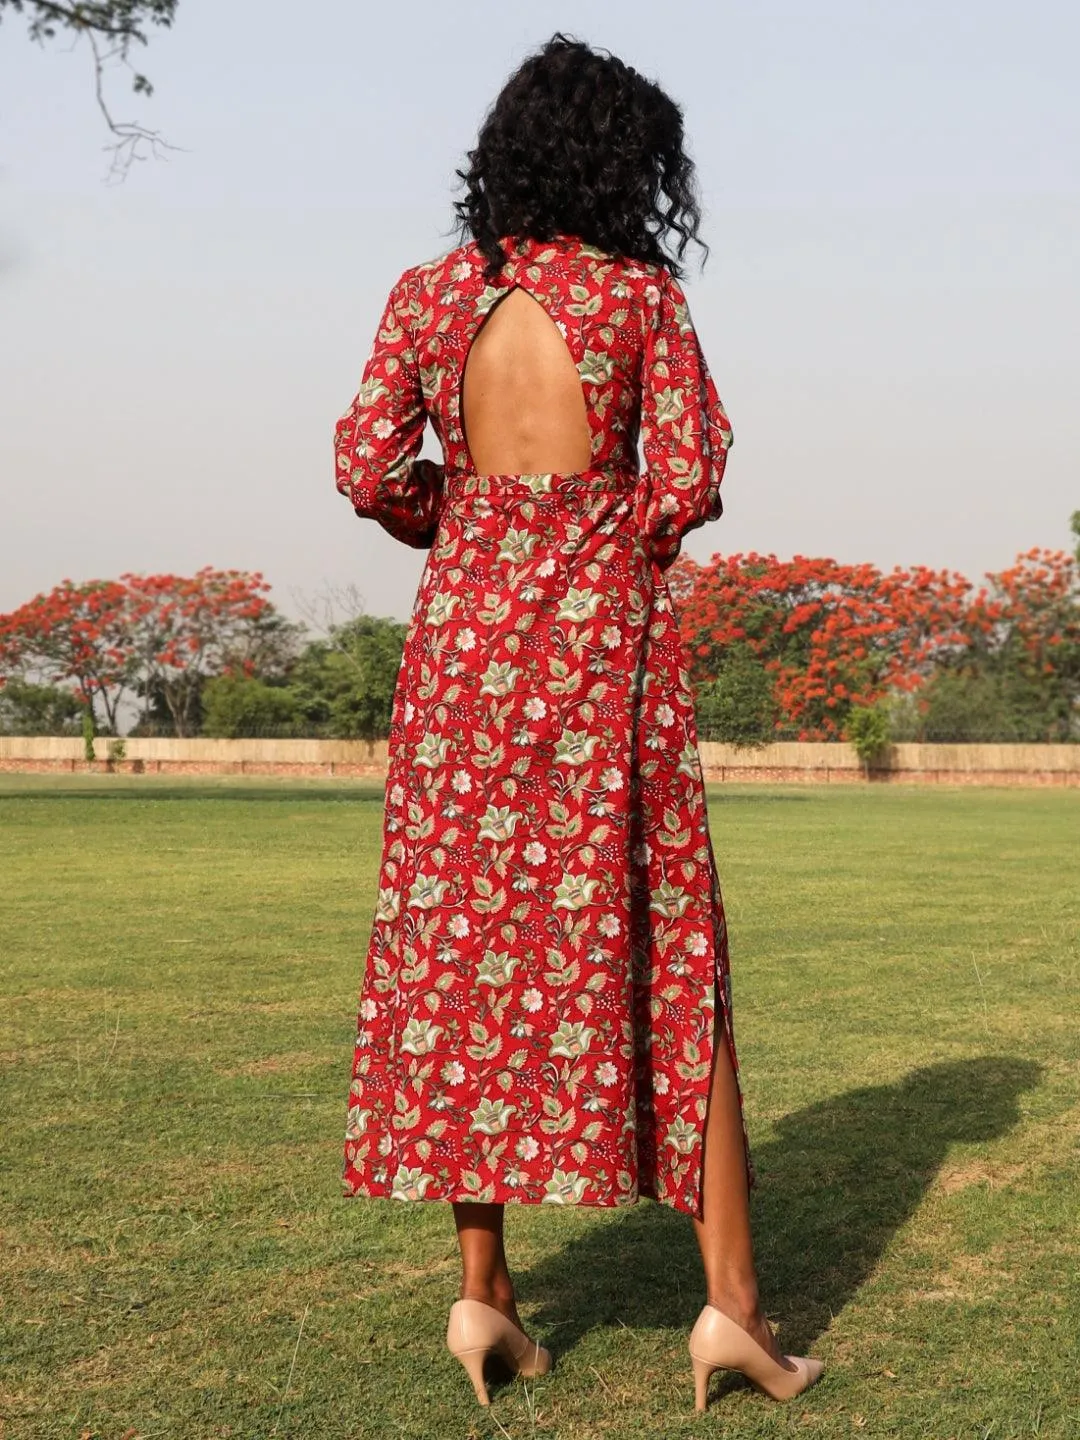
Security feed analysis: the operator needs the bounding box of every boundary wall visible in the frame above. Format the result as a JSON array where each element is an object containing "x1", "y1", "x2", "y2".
[{"x1": 1, "y1": 737, "x2": 1078, "y2": 786}]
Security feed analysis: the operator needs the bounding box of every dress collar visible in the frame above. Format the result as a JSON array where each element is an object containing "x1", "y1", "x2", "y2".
[{"x1": 500, "y1": 232, "x2": 584, "y2": 255}]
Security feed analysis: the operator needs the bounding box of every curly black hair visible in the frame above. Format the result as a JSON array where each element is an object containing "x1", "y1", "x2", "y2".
[{"x1": 452, "y1": 32, "x2": 708, "y2": 283}]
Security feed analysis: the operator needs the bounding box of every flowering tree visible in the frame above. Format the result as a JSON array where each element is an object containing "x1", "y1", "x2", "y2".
[
  {"x1": 123, "y1": 568, "x2": 298, "y2": 736},
  {"x1": 957, "y1": 547, "x2": 1080, "y2": 740},
  {"x1": 0, "y1": 568, "x2": 295, "y2": 735},
  {"x1": 0, "y1": 578, "x2": 134, "y2": 730},
  {"x1": 673, "y1": 552, "x2": 972, "y2": 739},
  {"x1": 3, "y1": 540, "x2": 1076, "y2": 744}
]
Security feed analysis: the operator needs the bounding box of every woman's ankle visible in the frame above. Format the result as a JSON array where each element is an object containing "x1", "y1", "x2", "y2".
[
  {"x1": 705, "y1": 1283, "x2": 763, "y2": 1329},
  {"x1": 460, "y1": 1274, "x2": 516, "y2": 1306},
  {"x1": 460, "y1": 1282, "x2": 520, "y2": 1327}
]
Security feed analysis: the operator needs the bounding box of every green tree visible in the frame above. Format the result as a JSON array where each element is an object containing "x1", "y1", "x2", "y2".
[
  {"x1": 201, "y1": 676, "x2": 300, "y2": 739},
  {"x1": 888, "y1": 669, "x2": 1061, "y2": 744},
  {"x1": 0, "y1": 679, "x2": 83, "y2": 735},
  {"x1": 693, "y1": 645, "x2": 776, "y2": 749},
  {"x1": 288, "y1": 616, "x2": 407, "y2": 741}
]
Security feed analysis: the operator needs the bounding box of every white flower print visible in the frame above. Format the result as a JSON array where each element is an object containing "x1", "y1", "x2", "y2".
[{"x1": 523, "y1": 841, "x2": 547, "y2": 865}]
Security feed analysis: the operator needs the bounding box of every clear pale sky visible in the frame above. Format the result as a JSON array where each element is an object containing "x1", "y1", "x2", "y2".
[{"x1": 2, "y1": 1, "x2": 1078, "y2": 624}]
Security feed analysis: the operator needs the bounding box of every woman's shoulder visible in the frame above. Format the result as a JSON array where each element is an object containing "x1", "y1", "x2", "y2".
[
  {"x1": 396, "y1": 235, "x2": 673, "y2": 289},
  {"x1": 395, "y1": 239, "x2": 486, "y2": 293},
  {"x1": 383, "y1": 238, "x2": 680, "y2": 342}
]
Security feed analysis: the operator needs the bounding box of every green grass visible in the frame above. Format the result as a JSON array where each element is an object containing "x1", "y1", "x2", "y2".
[{"x1": 1, "y1": 776, "x2": 1078, "y2": 1439}]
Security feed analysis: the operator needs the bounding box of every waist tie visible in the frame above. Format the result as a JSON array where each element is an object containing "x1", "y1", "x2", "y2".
[{"x1": 442, "y1": 465, "x2": 639, "y2": 503}]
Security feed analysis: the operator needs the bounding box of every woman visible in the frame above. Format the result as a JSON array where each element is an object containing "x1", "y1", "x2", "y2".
[{"x1": 334, "y1": 32, "x2": 825, "y2": 1415}]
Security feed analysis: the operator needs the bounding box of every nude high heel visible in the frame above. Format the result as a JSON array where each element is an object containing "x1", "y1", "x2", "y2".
[
  {"x1": 446, "y1": 1298, "x2": 552, "y2": 1406},
  {"x1": 688, "y1": 1303, "x2": 824, "y2": 1411}
]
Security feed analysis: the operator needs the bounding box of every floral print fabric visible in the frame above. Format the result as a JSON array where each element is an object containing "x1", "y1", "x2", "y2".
[{"x1": 335, "y1": 233, "x2": 754, "y2": 1215}]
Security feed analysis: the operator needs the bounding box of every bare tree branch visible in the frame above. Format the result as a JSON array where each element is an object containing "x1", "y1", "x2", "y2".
[
  {"x1": 291, "y1": 584, "x2": 370, "y2": 679},
  {"x1": 87, "y1": 28, "x2": 182, "y2": 181},
  {"x1": 3, "y1": 0, "x2": 180, "y2": 179}
]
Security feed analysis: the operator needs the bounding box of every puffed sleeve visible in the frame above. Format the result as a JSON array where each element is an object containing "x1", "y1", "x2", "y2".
[
  {"x1": 334, "y1": 268, "x2": 446, "y2": 548},
  {"x1": 639, "y1": 266, "x2": 733, "y2": 572}
]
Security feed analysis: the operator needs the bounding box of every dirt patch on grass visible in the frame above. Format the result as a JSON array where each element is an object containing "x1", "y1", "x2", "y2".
[
  {"x1": 931, "y1": 1097, "x2": 1080, "y2": 1198},
  {"x1": 935, "y1": 1158, "x2": 1030, "y2": 1194},
  {"x1": 0, "y1": 1047, "x2": 62, "y2": 1068},
  {"x1": 905, "y1": 1244, "x2": 1019, "y2": 1305}
]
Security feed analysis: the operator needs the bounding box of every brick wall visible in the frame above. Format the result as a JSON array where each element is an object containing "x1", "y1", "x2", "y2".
[{"x1": 2, "y1": 737, "x2": 1077, "y2": 786}]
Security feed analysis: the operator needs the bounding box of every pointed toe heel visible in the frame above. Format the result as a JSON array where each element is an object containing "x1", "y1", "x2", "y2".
[
  {"x1": 446, "y1": 1298, "x2": 551, "y2": 1407},
  {"x1": 688, "y1": 1303, "x2": 824, "y2": 1410}
]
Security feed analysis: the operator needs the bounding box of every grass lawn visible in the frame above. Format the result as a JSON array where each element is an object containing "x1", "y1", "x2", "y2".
[{"x1": 1, "y1": 776, "x2": 1078, "y2": 1440}]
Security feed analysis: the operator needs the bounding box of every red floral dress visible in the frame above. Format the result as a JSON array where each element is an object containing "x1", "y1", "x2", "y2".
[{"x1": 334, "y1": 233, "x2": 755, "y2": 1216}]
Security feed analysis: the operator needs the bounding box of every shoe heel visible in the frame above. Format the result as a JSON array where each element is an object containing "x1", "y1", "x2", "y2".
[
  {"x1": 454, "y1": 1347, "x2": 491, "y2": 1406},
  {"x1": 692, "y1": 1353, "x2": 718, "y2": 1412}
]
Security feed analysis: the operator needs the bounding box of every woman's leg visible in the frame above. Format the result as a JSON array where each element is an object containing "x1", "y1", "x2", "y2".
[
  {"x1": 452, "y1": 1202, "x2": 521, "y2": 1328},
  {"x1": 692, "y1": 1030, "x2": 790, "y2": 1365}
]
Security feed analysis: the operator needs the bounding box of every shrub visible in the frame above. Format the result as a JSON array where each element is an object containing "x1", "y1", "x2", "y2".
[
  {"x1": 846, "y1": 704, "x2": 892, "y2": 772},
  {"x1": 201, "y1": 675, "x2": 300, "y2": 738},
  {"x1": 694, "y1": 646, "x2": 776, "y2": 749},
  {"x1": 82, "y1": 708, "x2": 96, "y2": 763}
]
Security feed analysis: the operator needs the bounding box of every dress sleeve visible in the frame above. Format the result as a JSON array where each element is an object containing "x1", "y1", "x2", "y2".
[
  {"x1": 334, "y1": 268, "x2": 446, "y2": 549},
  {"x1": 639, "y1": 267, "x2": 733, "y2": 572}
]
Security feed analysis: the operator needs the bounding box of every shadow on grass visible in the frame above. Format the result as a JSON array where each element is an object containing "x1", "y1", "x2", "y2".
[
  {"x1": 0, "y1": 784, "x2": 385, "y2": 804},
  {"x1": 0, "y1": 783, "x2": 817, "y2": 806},
  {"x1": 0, "y1": 782, "x2": 811, "y2": 806},
  {"x1": 522, "y1": 1055, "x2": 1042, "y2": 1358}
]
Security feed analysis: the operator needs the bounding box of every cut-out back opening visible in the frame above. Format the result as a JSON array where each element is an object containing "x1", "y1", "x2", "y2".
[{"x1": 460, "y1": 285, "x2": 593, "y2": 478}]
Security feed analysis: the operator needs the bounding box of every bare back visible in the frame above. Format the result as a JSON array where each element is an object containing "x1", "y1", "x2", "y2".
[{"x1": 461, "y1": 287, "x2": 593, "y2": 476}]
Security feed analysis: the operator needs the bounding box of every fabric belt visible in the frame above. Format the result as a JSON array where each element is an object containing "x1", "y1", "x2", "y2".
[{"x1": 442, "y1": 466, "x2": 639, "y2": 502}]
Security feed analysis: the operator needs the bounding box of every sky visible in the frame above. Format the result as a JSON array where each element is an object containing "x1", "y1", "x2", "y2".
[{"x1": 1, "y1": 0, "x2": 1078, "y2": 625}]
